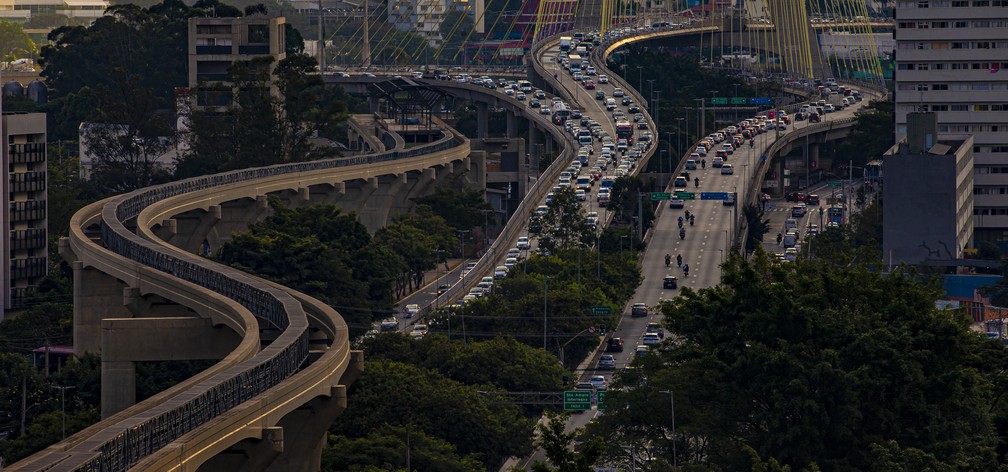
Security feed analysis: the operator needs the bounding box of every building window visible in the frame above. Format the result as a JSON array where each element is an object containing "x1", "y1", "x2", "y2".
[
  {"x1": 247, "y1": 24, "x2": 269, "y2": 43},
  {"x1": 932, "y1": 83, "x2": 948, "y2": 90}
]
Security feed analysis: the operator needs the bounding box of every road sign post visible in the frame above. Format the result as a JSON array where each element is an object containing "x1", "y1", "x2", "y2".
[
  {"x1": 590, "y1": 306, "x2": 612, "y2": 315},
  {"x1": 649, "y1": 192, "x2": 671, "y2": 201},
  {"x1": 597, "y1": 391, "x2": 607, "y2": 410},
  {"x1": 564, "y1": 390, "x2": 592, "y2": 411}
]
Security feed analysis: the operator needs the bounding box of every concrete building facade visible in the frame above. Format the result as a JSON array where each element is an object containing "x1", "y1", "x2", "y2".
[
  {"x1": 188, "y1": 16, "x2": 287, "y2": 108},
  {"x1": 893, "y1": 0, "x2": 1008, "y2": 244},
  {"x1": 883, "y1": 113, "x2": 974, "y2": 266},
  {"x1": 387, "y1": 0, "x2": 484, "y2": 46},
  {"x1": 1, "y1": 112, "x2": 48, "y2": 316}
]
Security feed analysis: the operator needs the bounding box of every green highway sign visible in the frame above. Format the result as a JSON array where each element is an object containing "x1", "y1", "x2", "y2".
[
  {"x1": 711, "y1": 97, "x2": 728, "y2": 105},
  {"x1": 674, "y1": 191, "x2": 696, "y2": 200},
  {"x1": 650, "y1": 192, "x2": 671, "y2": 201},
  {"x1": 731, "y1": 97, "x2": 747, "y2": 105},
  {"x1": 590, "y1": 305, "x2": 612, "y2": 316},
  {"x1": 597, "y1": 391, "x2": 607, "y2": 410},
  {"x1": 564, "y1": 390, "x2": 592, "y2": 411},
  {"x1": 829, "y1": 180, "x2": 843, "y2": 187}
]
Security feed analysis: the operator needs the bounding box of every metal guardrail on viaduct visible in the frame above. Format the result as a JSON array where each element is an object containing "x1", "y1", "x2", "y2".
[{"x1": 10, "y1": 128, "x2": 471, "y2": 471}]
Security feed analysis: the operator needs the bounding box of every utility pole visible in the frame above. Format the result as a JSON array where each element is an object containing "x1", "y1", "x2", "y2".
[
  {"x1": 661, "y1": 389, "x2": 677, "y2": 469},
  {"x1": 480, "y1": 208, "x2": 494, "y2": 251},
  {"x1": 543, "y1": 278, "x2": 549, "y2": 350}
]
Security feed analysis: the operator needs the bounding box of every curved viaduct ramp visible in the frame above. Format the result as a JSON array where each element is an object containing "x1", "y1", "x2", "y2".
[{"x1": 9, "y1": 128, "x2": 470, "y2": 471}]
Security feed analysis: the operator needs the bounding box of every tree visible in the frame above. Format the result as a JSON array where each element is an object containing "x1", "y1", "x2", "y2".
[
  {"x1": 80, "y1": 74, "x2": 175, "y2": 195},
  {"x1": 323, "y1": 427, "x2": 485, "y2": 472},
  {"x1": 331, "y1": 360, "x2": 535, "y2": 469},
  {"x1": 531, "y1": 411, "x2": 605, "y2": 472},
  {"x1": 833, "y1": 100, "x2": 895, "y2": 169},
  {"x1": 607, "y1": 176, "x2": 655, "y2": 233},
  {"x1": 0, "y1": 21, "x2": 37, "y2": 60},
  {"x1": 529, "y1": 187, "x2": 595, "y2": 255},
  {"x1": 742, "y1": 202, "x2": 770, "y2": 255},
  {"x1": 583, "y1": 255, "x2": 1008, "y2": 471},
  {"x1": 416, "y1": 188, "x2": 494, "y2": 232},
  {"x1": 176, "y1": 54, "x2": 348, "y2": 178}
]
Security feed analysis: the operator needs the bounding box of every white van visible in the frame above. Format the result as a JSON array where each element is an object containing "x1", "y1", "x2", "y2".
[{"x1": 606, "y1": 98, "x2": 617, "y2": 110}]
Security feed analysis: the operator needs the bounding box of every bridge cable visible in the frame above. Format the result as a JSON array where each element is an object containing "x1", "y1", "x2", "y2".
[
  {"x1": 494, "y1": 0, "x2": 532, "y2": 61},
  {"x1": 858, "y1": 0, "x2": 885, "y2": 86},
  {"x1": 333, "y1": 5, "x2": 372, "y2": 62},
  {"x1": 427, "y1": 0, "x2": 488, "y2": 62},
  {"x1": 324, "y1": 7, "x2": 363, "y2": 67},
  {"x1": 469, "y1": 0, "x2": 511, "y2": 63},
  {"x1": 389, "y1": 0, "x2": 441, "y2": 65},
  {"x1": 446, "y1": 0, "x2": 498, "y2": 63}
]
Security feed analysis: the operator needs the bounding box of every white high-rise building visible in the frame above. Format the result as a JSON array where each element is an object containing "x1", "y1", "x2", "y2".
[{"x1": 894, "y1": 0, "x2": 1008, "y2": 243}]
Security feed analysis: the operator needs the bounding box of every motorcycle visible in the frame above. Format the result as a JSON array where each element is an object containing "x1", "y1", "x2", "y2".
[
  {"x1": 678, "y1": 219, "x2": 683, "y2": 229},
  {"x1": 676, "y1": 254, "x2": 682, "y2": 267},
  {"x1": 694, "y1": 177, "x2": 699, "y2": 188},
  {"x1": 701, "y1": 159, "x2": 706, "y2": 169},
  {"x1": 689, "y1": 215, "x2": 695, "y2": 226},
  {"x1": 679, "y1": 228, "x2": 686, "y2": 240},
  {"x1": 665, "y1": 254, "x2": 671, "y2": 267},
  {"x1": 683, "y1": 264, "x2": 690, "y2": 277}
]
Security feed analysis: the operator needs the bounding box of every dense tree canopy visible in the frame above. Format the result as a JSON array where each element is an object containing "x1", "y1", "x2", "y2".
[
  {"x1": 331, "y1": 360, "x2": 535, "y2": 469},
  {"x1": 529, "y1": 187, "x2": 596, "y2": 255},
  {"x1": 584, "y1": 254, "x2": 1008, "y2": 471},
  {"x1": 0, "y1": 21, "x2": 37, "y2": 60}
]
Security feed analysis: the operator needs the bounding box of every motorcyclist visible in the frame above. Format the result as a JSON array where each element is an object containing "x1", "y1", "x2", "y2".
[
  {"x1": 701, "y1": 158, "x2": 706, "y2": 169},
  {"x1": 690, "y1": 214, "x2": 695, "y2": 226},
  {"x1": 777, "y1": 232, "x2": 783, "y2": 244},
  {"x1": 665, "y1": 253, "x2": 671, "y2": 267},
  {"x1": 678, "y1": 217, "x2": 684, "y2": 228},
  {"x1": 750, "y1": 138, "x2": 755, "y2": 148},
  {"x1": 694, "y1": 177, "x2": 699, "y2": 188},
  {"x1": 683, "y1": 263, "x2": 690, "y2": 276},
  {"x1": 685, "y1": 209, "x2": 691, "y2": 219},
  {"x1": 676, "y1": 254, "x2": 682, "y2": 267},
  {"x1": 679, "y1": 227, "x2": 686, "y2": 239}
]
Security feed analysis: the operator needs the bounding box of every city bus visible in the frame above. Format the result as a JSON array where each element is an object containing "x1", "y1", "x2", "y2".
[
  {"x1": 552, "y1": 102, "x2": 570, "y2": 125},
  {"x1": 616, "y1": 120, "x2": 633, "y2": 144},
  {"x1": 827, "y1": 206, "x2": 845, "y2": 225}
]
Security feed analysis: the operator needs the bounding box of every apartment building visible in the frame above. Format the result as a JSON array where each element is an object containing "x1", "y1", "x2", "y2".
[
  {"x1": 387, "y1": 0, "x2": 484, "y2": 46},
  {"x1": 883, "y1": 113, "x2": 974, "y2": 265},
  {"x1": 188, "y1": 16, "x2": 287, "y2": 108},
  {"x1": 0, "y1": 0, "x2": 108, "y2": 23},
  {"x1": 1, "y1": 112, "x2": 48, "y2": 316},
  {"x1": 894, "y1": 0, "x2": 1008, "y2": 243}
]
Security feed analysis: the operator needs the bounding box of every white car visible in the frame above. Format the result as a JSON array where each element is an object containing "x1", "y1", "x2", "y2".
[
  {"x1": 575, "y1": 189, "x2": 587, "y2": 201},
  {"x1": 410, "y1": 324, "x2": 429, "y2": 338},
  {"x1": 721, "y1": 164, "x2": 734, "y2": 175},
  {"x1": 590, "y1": 375, "x2": 607, "y2": 390},
  {"x1": 494, "y1": 265, "x2": 508, "y2": 279},
  {"x1": 505, "y1": 257, "x2": 518, "y2": 269},
  {"x1": 598, "y1": 74, "x2": 608, "y2": 83},
  {"x1": 642, "y1": 332, "x2": 661, "y2": 345},
  {"x1": 403, "y1": 304, "x2": 419, "y2": 318},
  {"x1": 517, "y1": 236, "x2": 531, "y2": 250},
  {"x1": 380, "y1": 318, "x2": 398, "y2": 331}
]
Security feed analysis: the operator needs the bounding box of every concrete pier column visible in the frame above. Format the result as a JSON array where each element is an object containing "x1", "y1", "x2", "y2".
[
  {"x1": 506, "y1": 110, "x2": 516, "y2": 137},
  {"x1": 263, "y1": 386, "x2": 348, "y2": 472},
  {"x1": 529, "y1": 124, "x2": 540, "y2": 174},
  {"x1": 72, "y1": 261, "x2": 127, "y2": 356},
  {"x1": 101, "y1": 361, "x2": 135, "y2": 418},
  {"x1": 476, "y1": 102, "x2": 489, "y2": 138}
]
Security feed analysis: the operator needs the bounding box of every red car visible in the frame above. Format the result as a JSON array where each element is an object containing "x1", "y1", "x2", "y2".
[{"x1": 584, "y1": 81, "x2": 596, "y2": 89}]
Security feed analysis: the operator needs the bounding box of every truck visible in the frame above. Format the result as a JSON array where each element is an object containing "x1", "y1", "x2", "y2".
[
  {"x1": 828, "y1": 92, "x2": 845, "y2": 109},
  {"x1": 576, "y1": 45, "x2": 587, "y2": 55},
  {"x1": 559, "y1": 36, "x2": 573, "y2": 52}
]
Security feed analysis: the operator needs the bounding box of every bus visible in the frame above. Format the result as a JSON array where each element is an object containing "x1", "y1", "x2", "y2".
[
  {"x1": 827, "y1": 206, "x2": 845, "y2": 225},
  {"x1": 616, "y1": 120, "x2": 633, "y2": 144},
  {"x1": 552, "y1": 102, "x2": 570, "y2": 125}
]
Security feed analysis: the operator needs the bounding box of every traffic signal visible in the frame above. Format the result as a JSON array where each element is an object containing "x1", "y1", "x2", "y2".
[{"x1": 599, "y1": 324, "x2": 606, "y2": 336}]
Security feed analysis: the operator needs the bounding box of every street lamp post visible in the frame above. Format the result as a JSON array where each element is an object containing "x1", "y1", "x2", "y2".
[
  {"x1": 660, "y1": 389, "x2": 677, "y2": 469},
  {"x1": 51, "y1": 384, "x2": 75, "y2": 440},
  {"x1": 435, "y1": 249, "x2": 445, "y2": 311},
  {"x1": 480, "y1": 208, "x2": 494, "y2": 251},
  {"x1": 637, "y1": 65, "x2": 643, "y2": 95}
]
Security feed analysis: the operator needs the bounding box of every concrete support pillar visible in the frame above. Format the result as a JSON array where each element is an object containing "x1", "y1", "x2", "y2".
[
  {"x1": 256, "y1": 194, "x2": 268, "y2": 210},
  {"x1": 506, "y1": 110, "x2": 516, "y2": 137},
  {"x1": 101, "y1": 361, "x2": 135, "y2": 418},
  {"x1": 297, "y1": 187, "x2": 310, "y2": 203},
  {"x1": 209, "y1": 205, "x2": 222, "y2": 220},
  {"x1": 809, "y1": 143, "x2": 820, "y2": 168},
  {"x1": 264, "y1": 386, "x2": 348, "y2": 472},
  {"x1": 334, "y1": 182, "x2": 346, "y2": 195},
  {"x1": 476, "y1": 102, "x2": 489, "y2": 139},
  {"x1": 72, "y1": 261, "x2": 126, "y2": 356},
  {"x1": 529, "y1": 124, "x2": 540, "y2": 175}
]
